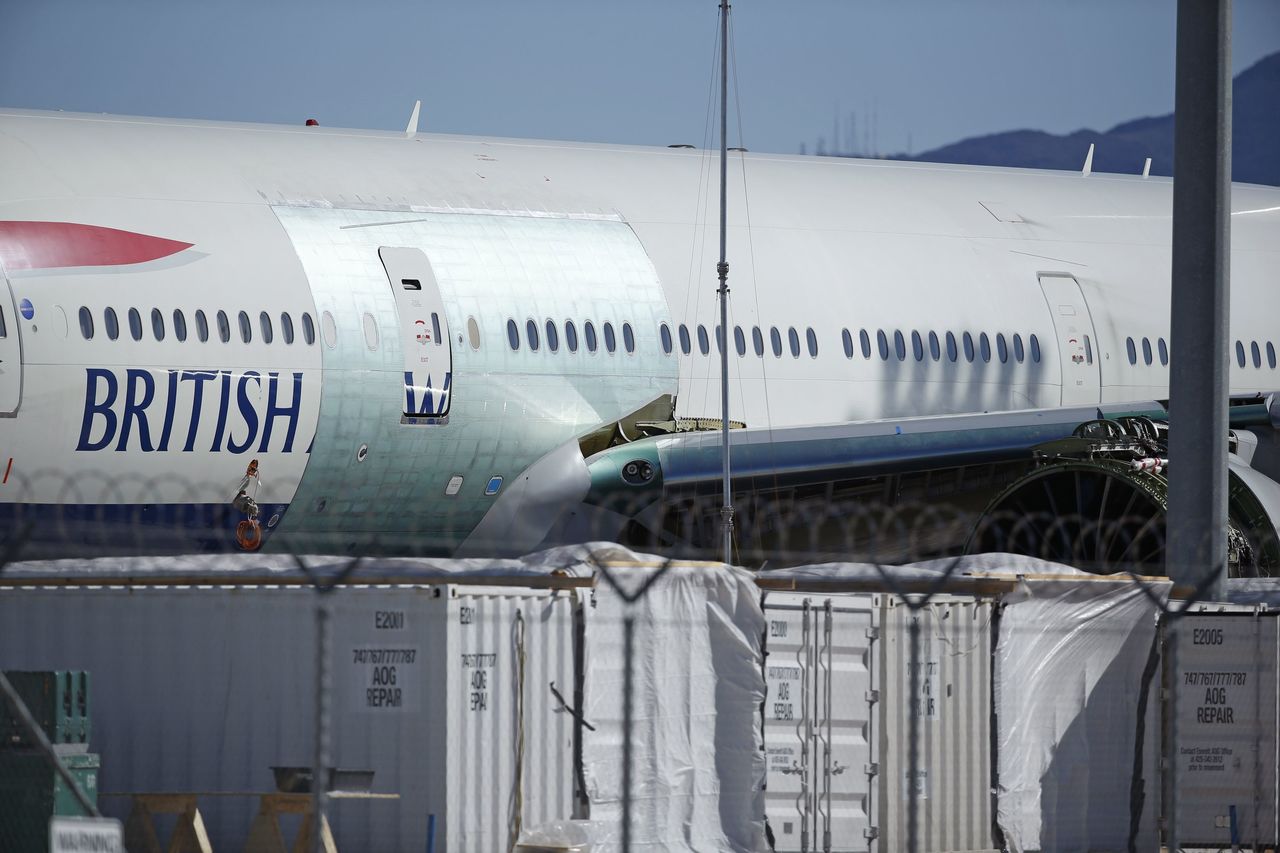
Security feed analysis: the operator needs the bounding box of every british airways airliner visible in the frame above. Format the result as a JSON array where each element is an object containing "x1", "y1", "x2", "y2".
[{"x1": 0, "y1": 109, "x2": 1277, "y2": 566}]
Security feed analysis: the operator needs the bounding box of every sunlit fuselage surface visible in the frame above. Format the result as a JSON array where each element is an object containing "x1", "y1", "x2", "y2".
[{"x1": 0, "y1": 109, "x2": 1277, "y2": 557}]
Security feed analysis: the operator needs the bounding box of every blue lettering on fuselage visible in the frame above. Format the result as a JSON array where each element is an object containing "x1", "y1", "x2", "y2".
[
  {"x1": 404, "y1": 371, "x2": 451, "y2": 417},
  {"x1": 76, "y1": 368, "x2": 305, "y2": 454}
]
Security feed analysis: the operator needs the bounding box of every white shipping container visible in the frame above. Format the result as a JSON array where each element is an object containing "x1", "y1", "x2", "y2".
[
  {"x1": 0, "y1": 584, "x2": 577, "y2": 852},
  {"x1": 762, "y1": 592, "x2": 997, "y2": 853},
  {"x1": 1171, "y1": 610, "x2": 1279, "y2": 848}
]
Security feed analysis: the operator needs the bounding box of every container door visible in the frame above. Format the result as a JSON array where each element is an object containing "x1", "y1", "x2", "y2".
[
  {"x1": 764, "y1": 595, "x2": 880, "y2": 852},
  {"x1": 0, "y1": 275, "x2": 20, "y2": 414},
  {"x1": 1038, "y1": 274, "x2": 1100, "y2": 405},
  {"x1": 379, "y1": 246, "x2": 452, "y2": 423},
  {"x1": 1173, "y1": 613, "x2": 1279, "y2": 848}
]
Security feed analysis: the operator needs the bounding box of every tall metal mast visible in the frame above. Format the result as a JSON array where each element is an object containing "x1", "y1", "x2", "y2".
[{"x1": 717, "y1": 0, "x2": 734, "y2": 565}]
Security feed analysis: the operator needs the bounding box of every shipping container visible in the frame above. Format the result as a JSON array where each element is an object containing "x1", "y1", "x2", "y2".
[
  {"x1": 0, "y1": 584, "x2": 577, "y2": 852},
  {"x1": 761, "y1": 592, "x2": 997, "y2": 853},
  {"x1": 1168, "y1": 608, "x2": 1279, "y2": 848}
]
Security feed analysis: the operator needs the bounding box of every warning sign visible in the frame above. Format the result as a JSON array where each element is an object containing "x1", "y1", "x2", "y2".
[
  {"x1": 347, "y1": 609, "x2": 420, "y2": 712},
  {"x1": 49, "y1": 817, "x2": 123, "y2": 853}
]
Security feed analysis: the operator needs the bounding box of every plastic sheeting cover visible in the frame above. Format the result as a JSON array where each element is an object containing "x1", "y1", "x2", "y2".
[
  {"x1": 582, "y1": 560, "x2": 767, "y2": 852},
  {"x1": 995, "y1": 576, "x2": 1169, "y2": 853}
]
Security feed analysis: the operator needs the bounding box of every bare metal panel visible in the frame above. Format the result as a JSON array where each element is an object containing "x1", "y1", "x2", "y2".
[
  {"x1": 880, "y1": 596, "x2": 998, "y2": 853},
  {"x1": 0, "y1": 584, "x2": 575, "y2": 852}
]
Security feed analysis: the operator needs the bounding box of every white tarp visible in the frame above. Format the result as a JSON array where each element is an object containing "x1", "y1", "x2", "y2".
[
  {"x1": 581, "y1": 555, "x2": 767, "y2": 852},
  {"x1": 995, "y1": 575, "x2": 1169, "y2": 853}
]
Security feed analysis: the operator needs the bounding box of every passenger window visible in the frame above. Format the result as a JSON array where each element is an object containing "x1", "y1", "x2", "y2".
[
  {"x1": 280, "y1": 312, "x2": 294, "y2": 345},
  {"x1": 79, "y1": 306, "x2": 94, "y2": 340},
  {"x1": 151, "y1": 308, "x2": 165, "y2": 341},
  {"x1": 104, "y1": 307, "x2": 119, "y2": 341},
  {"x1": 928, "y1": 331, "x2": 940, "y2": 361},
  {"x1": 507, "y1": 319, "x2": 520, "y2": 350},
  {"x1": 1030, "y1": 333, "x2": 1042, "y2": 363},
  {"x1": 996, "y1": 333, "x2": 1007, "y2": 363},
  {"x1": 805, "y1": 327, "x2": 817, "y2": 358},
  {"x1": 946, "y1": 331, "x2": 958, "y2": 362},
  {"x1": 753, "y1": 326, "x2": 765, "y2": 357},
  {"x1": 1252, "y1": 341, "x2": 1261, "y2": 368},
  {"x1": 236, "y1": 311, "x2": 251, "y2": 343},
  {"x1": 604, "y1": 322, "x2": 617, "y2": 353},
  {"x1": 586, "y1": 321, "x2": 598, "y2": 352},
  {"x1": 362, "y1": 312, "x2": 377, "y2": 350},
  {"x1": 1126, "y1": 337, "x2": 1137, "y2": 365},
  {"x1": 1013, "y1": 333, "x2": 1024, "y2": 363},
  {"x1": 0, "y1": 306, "x2": 6, "y2": 338},
  {"x1": 467, "y1": 317, "x2": 481, "y2": 350},
  {"x1": 566, "y1": 320, "x2": 579, "y2": 352},
  {"x1": 660, "y1": 323, "x2": 673, "y2": 354},
  {"x1": 771, "y1": 327, "x2": 783, "y2": 358},
  {"x1": 788, "y1": 327, "x2": 800, "y2": 358},
  {"x1": 893, "y1": 330, "x2": 906, "y2": 361},
  {"x1": 877, "y1": 329, "x2": 889, "y2": 360},
  {"x1": 194, "y1": 309, "x2": 208, "y2": 343},
  {"x1": 911, "y1": 330, "x2": 923, "y2": 362},
  {"x1": 1268, "y1": 342, "x2": 1277, "y2": 370},
  {"x1": 1158, "y1": 337, "x2": 1169, "y2": 366},
  {"x1": 302, "y1": 312, "x2": 316, "y2": 346},
  {"x1": 546, "y1": 319, "x2": 559, "y2": 353},
  {"x1": 859, "y1": 329, "x2": 871, "y2": 359},
  {"x1": 714, "y1": 325, "x2": 724, "y2": 354},
  {"x1": 526, "y1": 319, "x2": 540, "y2": 351},
  {"x1": 979, "y1": 332, "x2": 991, "y2": 363},
  {"x1": 1236, "y1": 341, "x2": 1246, "y2": 368},
  {"x1": 697, "y1": 325, "x2": 710, "y2": 355},
  {"x1": 678, "y1": 324, "x2": 691, "y2": 355},
  {"x1": 963, "y1": 332, "x2": 975, "y2": 363},
  {"x1": 734, "y1": 325, "x2": 746, "y2": 357},
  {"x1": 1142, "y1": 337, "x2": 1153, "y2": 365},
  {"x1": 842, "y1": 329, "x2": 854, "y2": 359},
  {"x1": 171, "y1": 309, "x2": 187, "y2": 342},
  {"x1": 623, "y1": 322, "x2": 635, "y2": 353},
  {"x1": 320, "y1": 311, "x2": 337, "y2": 349},
  {"x1": 260, "y1": 311, "x2": 273, "y2": 344},
  {"x1": 128, "y1": 308, "x2": 143, "y2": 341}
]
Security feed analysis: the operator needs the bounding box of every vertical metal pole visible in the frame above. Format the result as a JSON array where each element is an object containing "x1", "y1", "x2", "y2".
[
  {"x1": 717, "y1": 0, "x2": 735, "y2": 566},
  {"x1": 1166, "y1": 0, "x2": 1232, "y2": 598},
  {"x1": 622, "y1": 615, "x2": 635, "y2": 853},
  {"x1": 1165, "y1": 617, "x2": 1180, "y2": 853},
  {"x1": 313, "y1": 597, "x2": 332, "y2": 853}
]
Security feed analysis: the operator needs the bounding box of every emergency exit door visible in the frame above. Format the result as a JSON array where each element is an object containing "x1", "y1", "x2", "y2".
[
  {"x1": 1038, "y1": 274, "x2": 1101, "y2": 405},
  {"x1": 0, "y1": 276, "x2": 21, "y2": 415},
  {"x1": 378, "y1": 247, "x2": 452, "y2": 424}
]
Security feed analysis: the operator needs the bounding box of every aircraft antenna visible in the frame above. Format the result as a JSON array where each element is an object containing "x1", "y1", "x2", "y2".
[
  {"x1": 1082, "y1": 143, "x2": 1095, "y2": 176},
  {"x1": 716, "y1": 0, "x2": 734, "y2": 565},
  {"x1": 1142, "y1": 157, "x2": 1152, "y2": 178},
  {"x1": 405, "y1": 100, "x2": 422, "y2": 138}
]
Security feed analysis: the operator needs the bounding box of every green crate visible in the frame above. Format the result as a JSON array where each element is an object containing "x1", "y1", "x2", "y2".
[
  {"x1": 0, "y1": 751, "x2": 99, "y2": 853},
  {"x1": 0, "y1": 671, "x2": 90, "y2": 749}
]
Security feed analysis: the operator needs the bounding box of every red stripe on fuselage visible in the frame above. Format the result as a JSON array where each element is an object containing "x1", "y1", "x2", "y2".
[{"x1": 0, "y1": 221, "x2": 193, "y2": 271}]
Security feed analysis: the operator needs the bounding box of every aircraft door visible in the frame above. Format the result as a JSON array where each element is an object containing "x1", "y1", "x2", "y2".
[
  {"x1": 0, "y1": 275, "x2": 21, "y2": 414},
  {"x1": 378, "y1": 247, "x2": 452, "y2": 423},
  {"x1": 1038, "y1": 274, "x2": 1100, "y2": 405}
]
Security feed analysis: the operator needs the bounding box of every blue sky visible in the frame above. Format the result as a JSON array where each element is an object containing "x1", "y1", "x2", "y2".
[{"x1": 2, "y1": 0, "x2": 1277, "y2": 155}]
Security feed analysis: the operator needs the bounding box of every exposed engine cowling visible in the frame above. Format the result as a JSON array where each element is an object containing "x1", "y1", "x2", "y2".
[{"x1": 966, "y1": 415, "x2": 1280, "y2": 577}]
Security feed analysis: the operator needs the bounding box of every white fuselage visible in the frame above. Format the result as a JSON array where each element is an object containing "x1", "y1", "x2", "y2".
[{"x1": 0, "y1": 109, "x2": 1277, "y2": 555}]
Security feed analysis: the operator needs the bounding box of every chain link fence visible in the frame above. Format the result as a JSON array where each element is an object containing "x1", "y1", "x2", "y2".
[{"x1": 0, "y1": 481, "x2": 1275, "y2": 853}]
